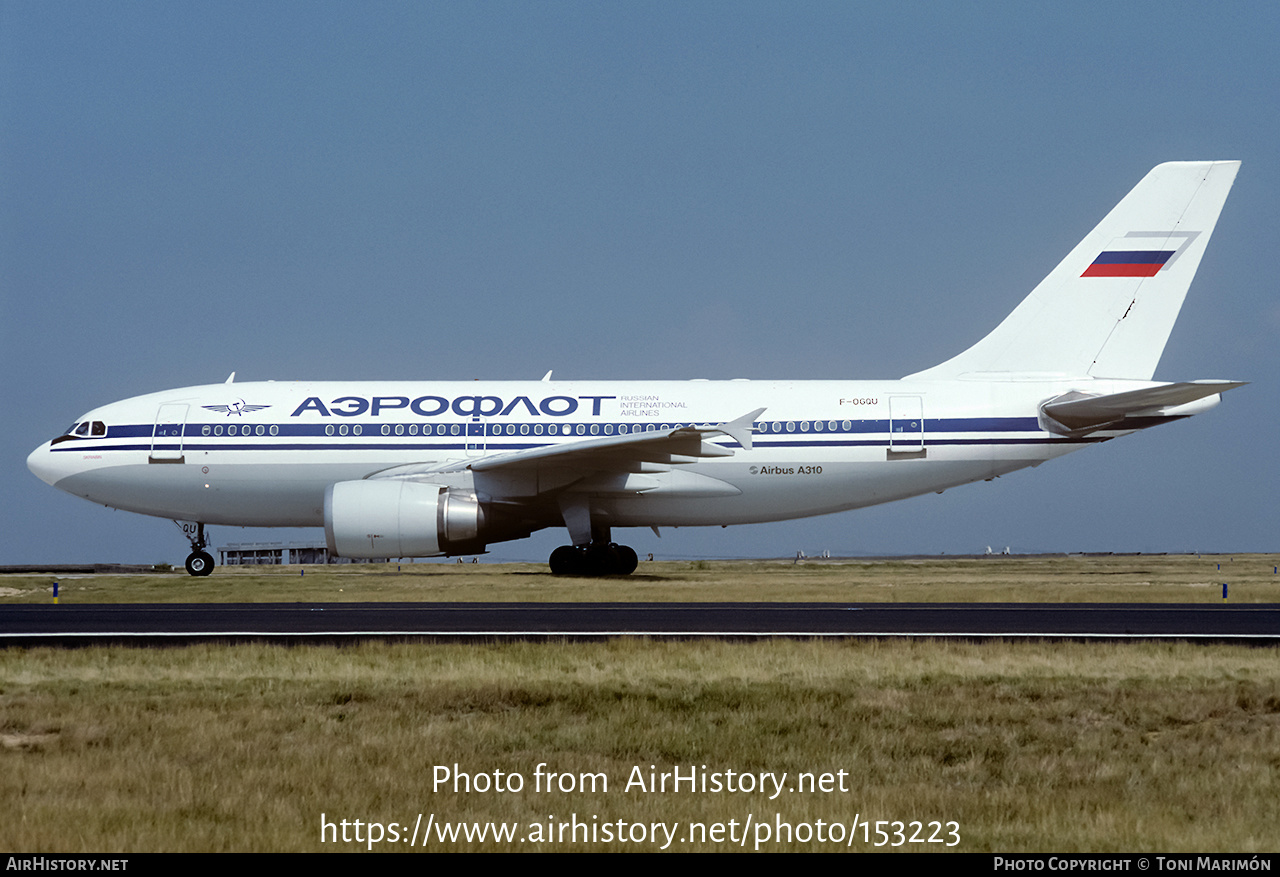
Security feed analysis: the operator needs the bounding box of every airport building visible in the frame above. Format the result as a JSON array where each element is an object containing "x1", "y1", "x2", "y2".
[{"x1": 217, "y1": 542, "x2": 387, "y2": 566}]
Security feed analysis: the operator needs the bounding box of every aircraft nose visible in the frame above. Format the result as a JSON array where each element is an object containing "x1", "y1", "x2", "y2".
[{"x1": 27, "y1": 441, "x2": 60, "y2": 487}]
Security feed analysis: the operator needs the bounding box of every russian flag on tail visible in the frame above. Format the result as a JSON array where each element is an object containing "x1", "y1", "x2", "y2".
[{"x1": 1081, "y1": 249, "x2": 1175, "y2": 277}]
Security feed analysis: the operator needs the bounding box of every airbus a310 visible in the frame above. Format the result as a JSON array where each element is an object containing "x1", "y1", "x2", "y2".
[{"x1": 29, "y1": 161, "x2": 1244, "y2": 576}]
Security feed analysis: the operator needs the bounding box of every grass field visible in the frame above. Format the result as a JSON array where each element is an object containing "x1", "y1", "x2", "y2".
[
  {"x1": 3, "y1": 552, "x2": 1279, "y2": 604},
  {"x1": 2, "y1": 556, "x2": 1278, "y2": 853}
]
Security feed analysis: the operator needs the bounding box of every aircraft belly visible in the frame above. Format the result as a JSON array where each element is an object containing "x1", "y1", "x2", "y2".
[{"x1": 600, "y1": 445, "x2": 1056, "y2": 527}]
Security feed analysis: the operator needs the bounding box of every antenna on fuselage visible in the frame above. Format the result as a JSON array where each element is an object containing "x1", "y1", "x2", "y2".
[{"x1": 225, "y1": 372, "x2": 236, "y2": 384}]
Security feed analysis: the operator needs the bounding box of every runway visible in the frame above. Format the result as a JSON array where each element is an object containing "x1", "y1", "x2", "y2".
[{"x1": 3, "y1": 602, "x2": 1280, "y2": 644}]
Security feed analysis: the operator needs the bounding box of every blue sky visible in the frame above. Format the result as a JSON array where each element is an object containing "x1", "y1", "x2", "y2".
[{"x1": 3, "y1": 2, "x2": 1276, "y2": 565}]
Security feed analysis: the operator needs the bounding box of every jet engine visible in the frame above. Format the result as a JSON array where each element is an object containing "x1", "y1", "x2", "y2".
[{"x1": 324, "y1": 480, "x2": 486, "y2": 558}]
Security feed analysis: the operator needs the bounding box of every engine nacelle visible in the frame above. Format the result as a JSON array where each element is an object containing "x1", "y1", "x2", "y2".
[{"x1": 324, "y1": 480, "x2": 486, "y2": 558}]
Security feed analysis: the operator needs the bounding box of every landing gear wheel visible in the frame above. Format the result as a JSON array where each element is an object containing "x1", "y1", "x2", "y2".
[
  {"x1": 548, "y1": 543, "x2": 639, "y2": 576},
  {"x1": 185, "y1": 551, "x2": 215, "y2": 577},
  {"x1": 549, "y1": 545, "x2": 582, "y2": 576},
  {"x1": 176, "y1": 521, "x2": 214, "y2": 577},
  {"x1": 613, "y1": 544, "x2": 638, "y2": 575}
]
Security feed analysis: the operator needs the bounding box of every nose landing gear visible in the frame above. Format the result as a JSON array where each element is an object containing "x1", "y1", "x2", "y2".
[
  {"x1": 176, "y1": 521, "x2": 215, "y2": 577},
  {"x1": 185, "y1": 550, "x2": 214, "y2": 577}
]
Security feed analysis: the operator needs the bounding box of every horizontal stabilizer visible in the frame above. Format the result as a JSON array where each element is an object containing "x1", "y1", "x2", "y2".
[{"x1": 1041, "y1": 380, "x2": 1246, "y2": 433}]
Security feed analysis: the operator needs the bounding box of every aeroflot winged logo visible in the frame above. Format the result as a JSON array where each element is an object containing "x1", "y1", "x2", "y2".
[
  {"x1": 202, "y1": 400, "x2": 272, "y2": 417},
  {"x1": 1081, "y1": 230, "x2": 1201, "y2": 278}
]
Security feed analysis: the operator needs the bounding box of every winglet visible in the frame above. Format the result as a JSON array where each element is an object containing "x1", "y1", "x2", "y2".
[{"x1": 713, "y1": 408, "x2": 766, "y2": 451}]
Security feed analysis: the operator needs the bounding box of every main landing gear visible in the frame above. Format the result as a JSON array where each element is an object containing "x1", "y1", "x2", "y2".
[
  {"x1": 549, "y1": 542, "x2": 639, "y2": 576},
  {"x1": 550, "y1": 499, "x2": 638, "y2": 576},
  {"x1": 177, "y1": 521, "x2": 215, "y2": 577}
]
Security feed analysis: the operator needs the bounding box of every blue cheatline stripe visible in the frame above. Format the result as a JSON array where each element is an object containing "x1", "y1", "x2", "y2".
[
  {"x1": 57, "y1": 438, "x2": 1101, "y2": 456},
  {"x1": 926, "y1": 417, "x2": 1040, "y2": 431},
  {"x1": 58, "y1": 435, "x2": 1106, "y2": 455},
  {"x1": 100, "y1": 416, "x2": 1043, "y2": 441},
  {"x1": 48, "y1": 415, "x2": 1105, "y2": 455},
  {"x1": 47, "y1": 415, "x2": 1170, "y2": 455}
]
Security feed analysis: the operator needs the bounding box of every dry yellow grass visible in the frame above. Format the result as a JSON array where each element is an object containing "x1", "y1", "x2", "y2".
[
  {"x1": 2, "y1": 638, "x2": 1278, "y2": 852},
  {"x1": 2, "y1": 557, "x2": 1277, "y2": 852},
  {"x1": 3, "y1": 552, "x2": 1278, "y2": 604}
]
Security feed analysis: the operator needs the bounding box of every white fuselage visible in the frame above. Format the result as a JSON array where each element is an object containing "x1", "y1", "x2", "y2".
[{"x1": 27, "y1": 377, "x2": 1165, "y2": 535}]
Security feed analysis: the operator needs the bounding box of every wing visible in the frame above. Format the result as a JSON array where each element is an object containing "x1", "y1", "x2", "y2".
[{"x1": 371, "y1": 408, "x2": 765, "y2": 481}]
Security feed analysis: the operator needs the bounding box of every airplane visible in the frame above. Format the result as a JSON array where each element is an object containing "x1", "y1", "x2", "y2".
[{"x1": 28, "y1": 161, "x2": 1244, "y2": 577}]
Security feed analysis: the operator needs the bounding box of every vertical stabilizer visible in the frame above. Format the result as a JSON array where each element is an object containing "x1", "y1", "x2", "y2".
[{"x1": 906, "y1": 161, "x2": 1239, "y2": 381}]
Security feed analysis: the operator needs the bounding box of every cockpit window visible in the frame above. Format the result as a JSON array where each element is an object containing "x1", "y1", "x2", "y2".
[{"x1": 52, "y1": 420, "x2": 107, "y2": 445}]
